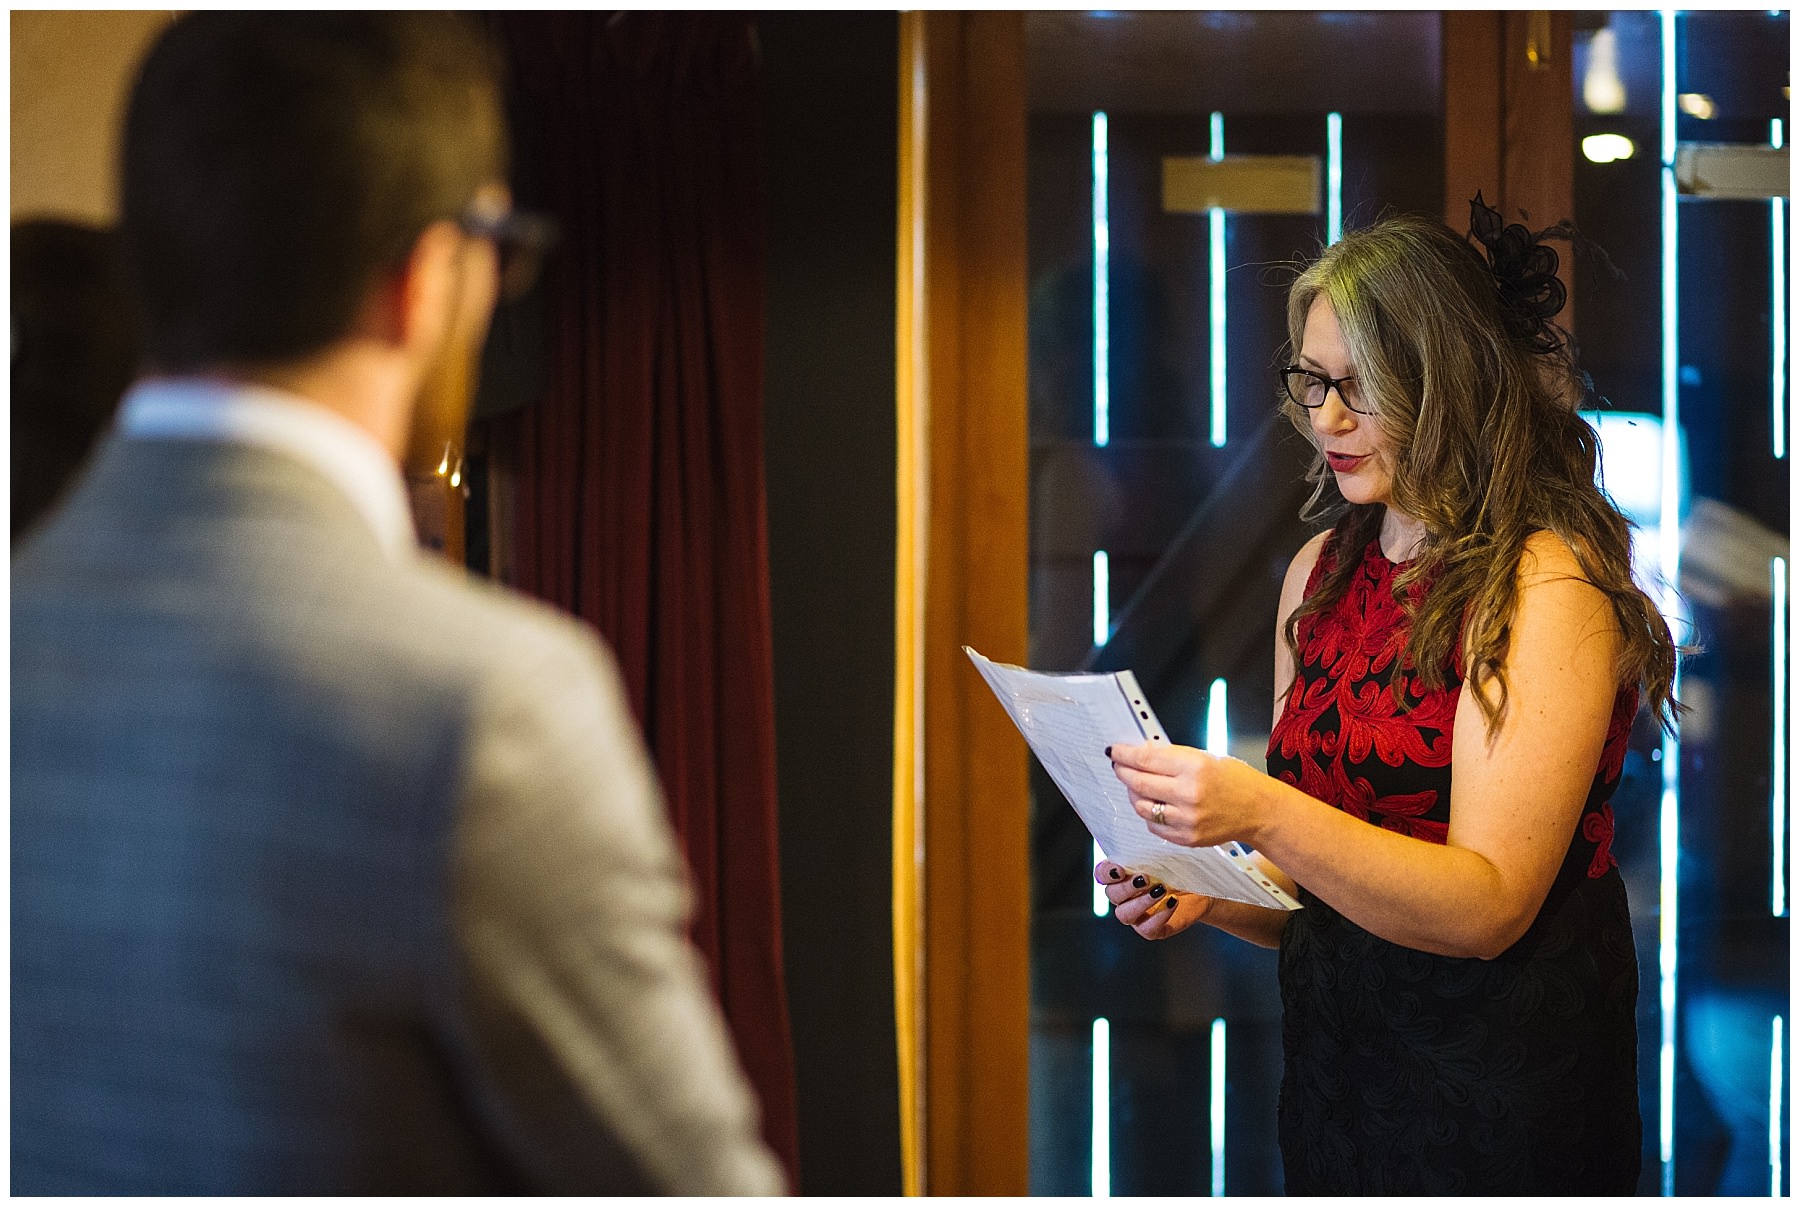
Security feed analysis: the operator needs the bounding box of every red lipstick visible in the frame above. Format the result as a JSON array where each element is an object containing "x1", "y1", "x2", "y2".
[{"x1": 1325, "y1": 452, "x2": 1365, "y2": 473}]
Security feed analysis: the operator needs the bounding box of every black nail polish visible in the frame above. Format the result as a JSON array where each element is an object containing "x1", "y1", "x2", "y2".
[
  {"x1": 1132, "y1": 875, "x2": 1147, "y2": 889},
  {"x1": 1149, "y1": 884, "x2": 1166, "y2": 899},
  {"x1": 1107, "y1": 867, "x2": 1122, "y2": 881},
  {"x1": 1166, "y1": 896, "x2": 1180, "y2": 911},
  {"x1": 1104, "y1": 745, "x2": 1113, "y2": 758}
]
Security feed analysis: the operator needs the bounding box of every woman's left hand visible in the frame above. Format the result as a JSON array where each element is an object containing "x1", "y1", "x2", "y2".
[
  {"x1": 1095, "y1": 860, "x2": 1210, "y2": 939},
  {"x1": 1107, "y1": 741, "x2": 1271, "y2": 848}
]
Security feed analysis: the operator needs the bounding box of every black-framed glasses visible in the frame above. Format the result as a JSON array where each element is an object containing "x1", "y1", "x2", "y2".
[
  {"x1": 459, "y1": 207, "x2": 559, "y2": 301},
  {"x1": 1279, "y1": 364, "x2": 1372, "y2": 414}
]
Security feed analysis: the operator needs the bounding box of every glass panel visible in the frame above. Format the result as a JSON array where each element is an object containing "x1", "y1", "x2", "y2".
[
  {"x1": 1573, "y1": 10, "x2": 1791, "y2": 1195},
  {"x1": 1025, "y1": 11, "x2": 1443, "y2": 1194},
  {"x1": 1027, "y1": 10, "x2": 1790, "y2": 1196}
]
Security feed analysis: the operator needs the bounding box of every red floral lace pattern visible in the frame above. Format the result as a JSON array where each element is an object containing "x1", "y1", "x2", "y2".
[
  {"x1": 1270, "y1": 535, "x2": 1646, "y2": 1193},
  {"x1": 1267, "y1": 536, "x2": 1635, "y2": 875}
]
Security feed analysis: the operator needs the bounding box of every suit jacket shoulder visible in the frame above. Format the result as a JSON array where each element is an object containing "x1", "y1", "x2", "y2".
[{"x1": 10, "y1": 436, "x2": 784, "y2": 1195}]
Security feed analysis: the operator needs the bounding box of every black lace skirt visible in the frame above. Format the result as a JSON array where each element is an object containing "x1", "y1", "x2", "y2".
[{"x1": 1276, "y1": 869, "x2": 1642, "y2": 1194}]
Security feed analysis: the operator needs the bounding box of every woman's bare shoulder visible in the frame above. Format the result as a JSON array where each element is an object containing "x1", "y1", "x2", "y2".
[
  {"x1": 1516, "y1": 529, "x2": 1611, "y2": 600},
  {"x1": 1286, "y1": 529, "x2": 1333, "y2": 584},
  {"x1": 1278, "y1": 529, "x2": 1334, "y2": 617}
]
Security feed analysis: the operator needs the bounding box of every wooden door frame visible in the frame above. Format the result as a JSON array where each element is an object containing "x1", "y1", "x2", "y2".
[
  {"x1": 889, "y1": 10, "x2": 1572, "y2": 1196},
  {"x1": 893, "y1": 9, "x2": 1031, "y2": 1197}
]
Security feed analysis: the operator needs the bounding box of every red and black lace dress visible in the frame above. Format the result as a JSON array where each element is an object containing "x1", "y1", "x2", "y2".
[{"x1": 1265, "y1": 534, "x2": 1641, "y2": 1195}]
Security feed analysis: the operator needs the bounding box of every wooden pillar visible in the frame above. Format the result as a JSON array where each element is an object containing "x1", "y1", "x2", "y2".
[
  {"x1": 405, "y1": 338, "x2": 476, "y2": 565},
  {"x1": 893, "y1": 9, "x2": 1030, "y2": 1197},
  {"x1": 1443, "y1": 10, "x2": 1578, "y2": 328}
]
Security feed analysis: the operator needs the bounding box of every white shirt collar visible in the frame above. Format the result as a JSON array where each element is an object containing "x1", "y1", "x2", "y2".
[{"x1": 117, "y1": 377, "x2": 418, "y2": 562}]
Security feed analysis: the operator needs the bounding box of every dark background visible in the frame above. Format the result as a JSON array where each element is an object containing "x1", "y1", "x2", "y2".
[{"x1": 760, "y1": 12, "x2": 902, "y2": 1195}]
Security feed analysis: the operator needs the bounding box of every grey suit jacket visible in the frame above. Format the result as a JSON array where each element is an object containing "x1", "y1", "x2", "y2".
[{"x1": 11, "y1": 433, "x2": 786, "y2": 1195}]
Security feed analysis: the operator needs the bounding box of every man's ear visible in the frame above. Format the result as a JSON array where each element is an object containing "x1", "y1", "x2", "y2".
[
  {"x1": 398, "y1": 220, "x2": 467, "y2": 362},
  {"x1": 353, "y1": 219, "x2": 463, "y2": 357}
]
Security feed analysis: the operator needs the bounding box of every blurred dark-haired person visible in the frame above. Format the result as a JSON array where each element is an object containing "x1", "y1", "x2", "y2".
[
  {"x1": 11, "y1": 12, "x2": 784, "y2": 1196},
  {"x1": 11, "y1": 219, "x2": 139, "y2": 541}
]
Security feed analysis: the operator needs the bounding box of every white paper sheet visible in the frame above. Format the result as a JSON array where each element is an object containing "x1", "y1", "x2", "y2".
[{"x1": 966, "y1": 647, "x2": 1300, "y2": 911}]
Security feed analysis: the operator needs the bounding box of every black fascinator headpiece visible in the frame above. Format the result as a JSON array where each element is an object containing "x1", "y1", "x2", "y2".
[{"x1": 1467, "y1": 191, "x2": 1572, "y2": 355}]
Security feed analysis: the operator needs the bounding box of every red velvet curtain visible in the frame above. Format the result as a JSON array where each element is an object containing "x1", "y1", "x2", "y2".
[{"x1": 490, "y1": 12, "x2": 798, "y2": 1181}]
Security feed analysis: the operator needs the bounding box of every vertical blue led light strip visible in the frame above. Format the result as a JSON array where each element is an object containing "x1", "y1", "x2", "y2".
[
  {"x1": 1773, "y1": 1015, "x2": 1786, "y2": 1196},
  {"x1": 1209, "y1": 112, "x2": 1227, "y2": 448},
  {"x1": 1771, "y1": 1014, "x2": 1785, "y2": 1194},
  {"x1": 1091, "y1": 554, "x2": 1108, "y2": 916},
  {"x1": 1205, "y1": 678, "x2": 1230, "y2": 756},
  {"x1": 1657, "y1": 10, "x2": 1681, "y2": 1191},
  {"x1": 1775, "y1": 556, "x2": 1788, "y2": 917},
  {"x1": 1093, "y1": 550, "x2": 1111, "y2": 649},
  {"x1": 1210, "y1": 1017, "x2": 1227, "y2": 1196},
  {"x1": 1093, "y1": 109, "x2": 1114, "y2": 928},
  {"x1": 1773, "y1": 119, "x2": 1787, "y2": 461},
  {"x1": 1092, "y1": 1017, "x2": 1111, "y2": 1197},
  {"x1": 1093, "y1": 838, "x2": 1109, "y2": 918},
  {"x1": 1094, "y1": 111, "x2": 1111, "y2": 448},
  {"x1": 1325, "y1": 112, "x2": 1344, "y2": 245}
]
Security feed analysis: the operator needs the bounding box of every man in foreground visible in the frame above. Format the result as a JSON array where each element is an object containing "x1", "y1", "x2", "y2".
[{"x1": 11, "y1": 12, "x2": 785, "y2": 1194}]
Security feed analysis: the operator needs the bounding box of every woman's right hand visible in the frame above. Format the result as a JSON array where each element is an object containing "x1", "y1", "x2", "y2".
[{"x1": 1095, "y1": 860, "x2": 1212, "y2": 940}]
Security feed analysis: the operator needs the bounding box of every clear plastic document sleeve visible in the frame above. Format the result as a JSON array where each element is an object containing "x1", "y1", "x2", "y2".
[{"x1": 966, "y1": 646, "x2": 1300, "y2": 911}]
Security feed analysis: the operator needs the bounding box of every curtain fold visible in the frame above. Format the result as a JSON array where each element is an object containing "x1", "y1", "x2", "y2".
[{"x1": 492, "y1": 12, "x2": 799, "y2": 1182}]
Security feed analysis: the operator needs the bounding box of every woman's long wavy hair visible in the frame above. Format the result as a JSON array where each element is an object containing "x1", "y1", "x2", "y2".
[{"x1": 1278, "y1": 214, "x2": 1678, "y2": 734}]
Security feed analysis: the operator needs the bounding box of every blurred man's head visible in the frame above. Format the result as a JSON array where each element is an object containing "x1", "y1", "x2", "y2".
[{"x1": 119, "y1": 12, "x2": 508, "y2": 376}]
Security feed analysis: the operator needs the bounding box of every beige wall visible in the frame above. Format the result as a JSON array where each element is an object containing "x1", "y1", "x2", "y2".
[{"x1": 12, "y1": 10, "x2": 176, "y2": 224}]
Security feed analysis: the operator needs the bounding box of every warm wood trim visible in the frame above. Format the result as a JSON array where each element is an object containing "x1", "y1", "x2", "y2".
[
  {"x1": 405, "y1": 323, "x2": 478, "y2": 564},
  {"x1": 1501, "y1": 9, "x2": 1576, "y2": 332},
  {"x1": 1442, "y1": 10, "x2": 1577, "y2": 329},
  {"x1": 895, "y1": 9, "x2": 1031, "y2": 1197},
  {"x1": 893, "y1": 11, "x2": 928, "y2": 1196},
  {"x1": 1442, "y1": 10, "x2": 1504, "y2": 232}
]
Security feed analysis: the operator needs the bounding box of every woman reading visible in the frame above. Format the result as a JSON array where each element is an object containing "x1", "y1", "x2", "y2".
[{"x1": 1100, "y1": 199, "x2": 1676, "y2": 1194}]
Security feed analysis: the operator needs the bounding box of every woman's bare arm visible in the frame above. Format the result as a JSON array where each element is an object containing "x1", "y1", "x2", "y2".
[{"x1": 1112, "y1": 531, "x2": 1623, "y2": 959}]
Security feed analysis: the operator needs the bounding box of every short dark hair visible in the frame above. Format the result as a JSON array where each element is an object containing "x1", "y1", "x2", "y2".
[{"x1": 120, "y1": 12, "x2": 507, "y2": 371}]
